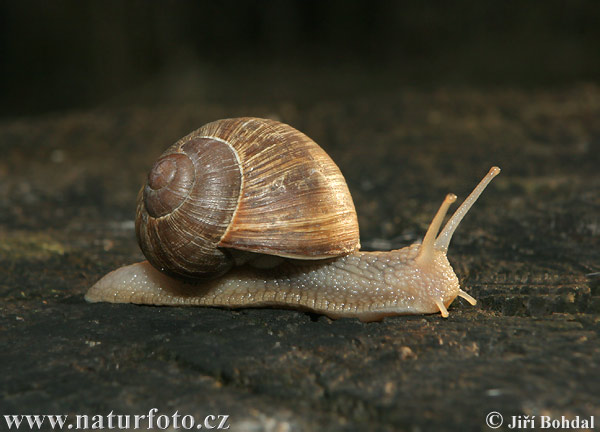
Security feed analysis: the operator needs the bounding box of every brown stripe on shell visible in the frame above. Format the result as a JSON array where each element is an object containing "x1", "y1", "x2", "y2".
[{"x1": 197, "y1": 117, "x2": 360, "y2": 259}]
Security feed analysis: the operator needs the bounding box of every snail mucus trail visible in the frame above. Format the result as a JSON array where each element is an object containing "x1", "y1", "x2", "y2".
[{"x1": 86, "y1": 117, "x2": 500, "y2": 322}]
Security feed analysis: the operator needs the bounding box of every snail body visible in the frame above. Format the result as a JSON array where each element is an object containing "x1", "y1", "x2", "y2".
[{"x1": 86, "y1": 118, "x2": 500, "y2": 322}]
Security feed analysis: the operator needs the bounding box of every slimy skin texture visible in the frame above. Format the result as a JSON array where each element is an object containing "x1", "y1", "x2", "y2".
[
  {"x1": 85, "y1": 246, "x2": 463, "y2": 322},
  {"x1": 86, "y1": 167, "x2": 499, "y2": 321}
]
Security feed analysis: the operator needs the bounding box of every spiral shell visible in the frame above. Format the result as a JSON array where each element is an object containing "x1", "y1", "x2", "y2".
[{"x1": 135, "y1": 117, "x2": 360, "y2": 280}]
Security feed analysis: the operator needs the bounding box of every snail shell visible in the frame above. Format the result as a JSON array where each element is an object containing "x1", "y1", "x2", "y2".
[{"x1": 135, "y1": 117, "x2": 360, "y2": 280}]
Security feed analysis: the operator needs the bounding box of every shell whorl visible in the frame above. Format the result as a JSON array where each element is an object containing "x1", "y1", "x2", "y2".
[
  {"x1": 144, "y1": 153, "x2": 195, "y2": 218},
  {"x1": 136, "y1": 137, "x2": 241, "y2": 279},
  {"x1": 136, "y1": 117, "x2": 360, "y2": 280}
]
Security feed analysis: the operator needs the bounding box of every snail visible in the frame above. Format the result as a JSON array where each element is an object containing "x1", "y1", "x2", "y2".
[{"x1": 86, "y1": 117, "x2": 500, "y2": 322}]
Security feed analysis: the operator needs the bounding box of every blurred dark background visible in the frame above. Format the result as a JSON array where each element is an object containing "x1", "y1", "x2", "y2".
[{"x1": 1, "y1": 0, "x2": 599, "y2": 118}]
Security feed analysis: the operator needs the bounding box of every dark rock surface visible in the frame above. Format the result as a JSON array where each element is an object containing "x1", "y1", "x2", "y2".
[{"x1": 1, "y1": 86, "x2": 599, "y2": 431}]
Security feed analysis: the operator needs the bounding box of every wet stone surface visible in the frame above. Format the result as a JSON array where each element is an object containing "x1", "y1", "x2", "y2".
[{"x1": 1, "y1": 86, "x2": 599, "y2": 431}]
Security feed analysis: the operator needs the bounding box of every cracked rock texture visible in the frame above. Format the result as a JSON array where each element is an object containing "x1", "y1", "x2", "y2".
[{"x1": 1, "y1": 86, "x2": 600, "y2": 431}]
